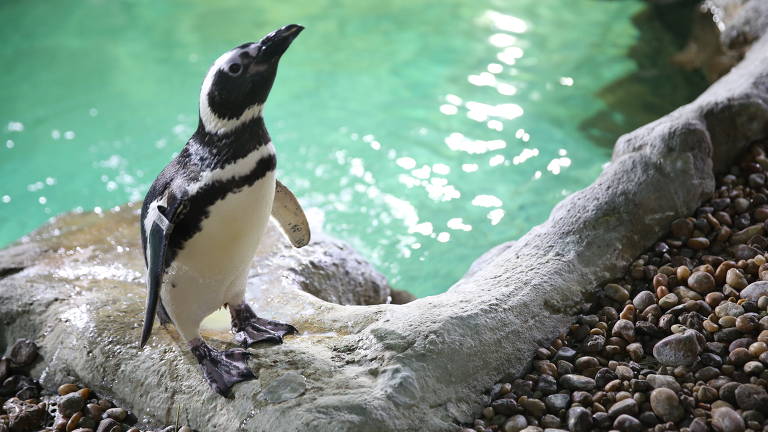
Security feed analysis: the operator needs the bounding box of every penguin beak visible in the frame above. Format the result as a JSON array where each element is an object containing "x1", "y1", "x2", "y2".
[{"x1": 257, "y1": 24, "x2": 304, "y2": 62}]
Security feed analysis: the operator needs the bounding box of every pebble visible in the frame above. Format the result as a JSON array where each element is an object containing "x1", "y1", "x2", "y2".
[
  {"x1": 612, "y1": 414, "x2": 642, "y2": 432},
  {"x1": 503, "y1": 414, "x2": 527, "y2": 432},
  {"x1": 103, "y1": 407, "x2": 127, "y2": 422},
  {"x1": 96, "y1": 418, "x2": 121, "y2": 432},
  {"x1": 646, "y1": 374, "x2": 681, "y2": 392},
  {"x1": 649, "y1": 388, "x2": 684, "y2": 422},
  {"x1": 58, "y1": 392, "x2": 85, "y2": 417},
  {"x1": 658, "y1": 293, "x2": 679, "y2": 309},
  {"x1": 611, "y1": 320, "x2": 635, "y2": 342},
  {"x1": 688, "y1": 271, "x2": 716, "y2": 294},
  {"x1": 712, "y1": 406, "x2": 745, "y2": 432},
  {"x1": 559, "y1": 375, "x2": 595, "y2": 391},
  {"x1": 58, "y1": 383, "x2": 79, "y2": 396},
  {"x1": 633, "y1": 291, "x2": 656, "y2": 312},
  {"x1": 520, "y1": 397, "x2": 546, "y2": 418},
  {"x1": 652, "y1": 330, "x2": 701, "y2": 366},
  {"x1": 607, "y1": 398, "x2": 638, "y2": 418},
  {"x1": 7, "y1": 339, "x2": 38, "y2": 367},
  {"x1": 605, "y1": 284, "x2": 630, "y2": 303},
  {"x1": 544, "y1": 393, "x2": 569, "y2": 413},
  {"x1": 566, "y1": 406, "x2": 592, "y2": 432},
  {"x1": 717, "y1": 300, "x2": 745, "y2": 317},
  {"x1": 734, "y1": 383, "x2": 768, "y2": 411},
  {"x1": 741, "y1": 281, "x2": 768, "y2": 301}
]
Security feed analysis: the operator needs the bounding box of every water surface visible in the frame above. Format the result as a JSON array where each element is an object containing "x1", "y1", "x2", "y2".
[{"x1": 0, "y1": 0, "x2": 705, "y2": 296}]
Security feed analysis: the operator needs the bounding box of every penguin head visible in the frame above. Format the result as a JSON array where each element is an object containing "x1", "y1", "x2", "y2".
[{"x1": 199, "y1": 24, "x2": 304, "y2": 135}]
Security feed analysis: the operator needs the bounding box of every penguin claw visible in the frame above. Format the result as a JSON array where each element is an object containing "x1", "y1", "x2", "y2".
[
  {"x1": 233, "y1": 324, "x2": 292, "y2": 347},
  {"x1": 190, "y1": 342, "x2": 256, "y2": 397},
  {"x1": 230, "y1": 302, "x2": 297, "y2": 348}
]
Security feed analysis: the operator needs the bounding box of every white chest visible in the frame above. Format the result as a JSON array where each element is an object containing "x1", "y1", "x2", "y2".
[{"x1": 174, "y1": 144, "x2": 277, "y2": 279}]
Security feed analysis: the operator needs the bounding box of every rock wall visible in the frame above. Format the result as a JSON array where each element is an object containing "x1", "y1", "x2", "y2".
[{"x1": 1, "y1": 4, "x2": 768, "y2": 432}]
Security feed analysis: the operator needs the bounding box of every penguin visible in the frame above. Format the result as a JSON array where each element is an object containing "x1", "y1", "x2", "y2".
[{"x1": 139, "y1": 24, "x2": 310, "y2": 397}]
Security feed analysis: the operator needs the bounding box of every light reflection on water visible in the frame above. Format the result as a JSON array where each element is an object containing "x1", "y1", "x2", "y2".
[{"x1": 0, "y1": 0, "x2": 705, "y2": 296}]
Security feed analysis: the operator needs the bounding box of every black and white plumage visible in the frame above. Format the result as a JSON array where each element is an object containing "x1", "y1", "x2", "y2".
[{"x1": 139, "y1": 24, "x2": 309, "y2": 397}]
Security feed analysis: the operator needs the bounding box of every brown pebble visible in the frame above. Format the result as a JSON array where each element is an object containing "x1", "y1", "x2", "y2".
[
  {"x1": 67, "y1": 412, "x2": 83, "y2": 432},
  {"x1": 58, "y1": 383, "x2": 79, "y2": 396},
  {"x1": 749, "y1": 341, "x2": 768, "y2": 357},
  {"x1": 619, "y1": 305, "x2": 635, "y2": 321},
  {"x1": 688, "y1": 237, "x2": 710, "y2": 249},
  {"x1": 728, "y1": 348, "x2": 753, "y2": 366},
  {"x1": 653, "y1": 274, "x2": 668, "y2": 290},
  {"x1": 77, "y1": 388, "x2": 90, "y2": 400},
  {"x1": 677, "y1": 266, "x2": 691, "y2": 282},
  {"x1": 688, "y1": 271, "x2": 716, "y2": 294},
  {"x1": 735, "y1": 314, "x2": 758, "y2": 332},
  {"x1": 706, "y1": 292, "x2": 724, "y2": 307}
]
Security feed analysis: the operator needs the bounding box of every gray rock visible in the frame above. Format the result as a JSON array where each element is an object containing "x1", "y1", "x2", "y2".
[
  {"x1": 739, "y1": 281, "x2": 768, "y2": 301},
  {"x1": 734, "y1": 384, "x2": 768, "y2": 412},
  {"x1": 646, "y1": 374, "x2": 682, "y2": 393},
  {"x1": 613, "y1": 414, "x2": 642, "y2": 432},
  {"x1": 503, "y1": 415, "x2": 528, "y2": 432},
  {"x1": 566, "y1": 407, "x2": 592, "y2": 432},
  {"x1": 652, "y1": 330, "x2": 701, "y2": 366},
  {"x1": 608, "y1": 398, "x2": 638, "y2": 418},
  {"x1": 58, "y1": 392, "x2": 85, "y2": 417},
  {"x1": 559, "y1": 375, "x2": 595, "y2": 391},
  {"x1": 650, "y1": 388, "x2": 684, "y2": 422},
  {"x1": 715, "y1": 302, "x2": 745, "y2": 318},
  {"x1": 712, "y1": 406, "x2": 745, "y2": 432},
  {"x1": 544, "y1": 393, "x2": 570, "y2": 413},
  {"x1": 632, "y1": 291, "x2": 656, "y2": 312},
  {"x1": 7, "y1": 339, "x2": 38, "y2": 367}
]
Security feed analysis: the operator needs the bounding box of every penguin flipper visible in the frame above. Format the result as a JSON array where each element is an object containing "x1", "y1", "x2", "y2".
[
  {"x1": 272, "y1": 179, "x2": 311, "y2": 248},
  {"x1": 140, "y1": 193, "x2": 183, "y2": 347}
]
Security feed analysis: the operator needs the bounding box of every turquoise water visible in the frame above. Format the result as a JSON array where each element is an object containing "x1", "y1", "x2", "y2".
[{"x1": 0, "y1": 0, "x2": 704, "y2": 296}]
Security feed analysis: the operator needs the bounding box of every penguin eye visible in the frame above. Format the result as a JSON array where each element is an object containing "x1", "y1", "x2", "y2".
[{"x1": 227, "y1": 63, "x2": 242, "y2": 75}]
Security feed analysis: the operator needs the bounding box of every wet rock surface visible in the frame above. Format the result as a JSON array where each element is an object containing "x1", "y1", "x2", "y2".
[{"x1": 466, "y1": 142, "x2": 768, "y2": 431}]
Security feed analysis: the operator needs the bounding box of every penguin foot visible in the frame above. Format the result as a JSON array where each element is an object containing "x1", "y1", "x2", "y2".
[
  {"x1": 230, "y1": 302, "x2": 297, "y2": 347},
  {"x1": 189, "y1": 339, "x2": 256, "y2": 397}
]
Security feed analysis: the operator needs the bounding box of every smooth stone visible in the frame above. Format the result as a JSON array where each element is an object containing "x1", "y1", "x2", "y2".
[
  {"x1": 646, "y1": 374, "x2": 681, "y2": 393},
  {"x1": 612, "y1": 320, "x2": 635, "y2": 342},
  {"x1": 544, "y1": 394, "x2": 570, "y2": 414},
  {"x1": 553, "y1": 347, "x2": 577, "y2": 362},
  {"x1": 652, "y1": 330, "x2": 701, "y2": 366},
  {"x1": 7, "y1": 339, "x2": 38, "y2": 367},
  {"x1": 632, "y1": 291, "x2": 656, "y2": 313},
  {"x1": 612, "y1": 414, "x2": 642, "y2": 432},
  {"x1": 503, "y1": 415, "x2": 528, "y2": 432},
  {"x1": 520, "y1": 397, "x2": 546, "y2": 418},
  {"x1": 605, "y1": 284, "x2": 630, "y2": 303},
  {"x1": 650, "y1": 388, "x2": 684, "y2": 422},
  {"x1": 102, "y1": 407, "x2": 126, "y2": 422},
  {"x1": 607, "y1": 398, "x2": 638, "y2": 418},
  {"x1": 492, "y1": 398, "x2": 519, "y2": 416},
  {"x1": 734, "y1": 383, "x2": 768, "y2": 411},
  {"x1": 537, "y1": 374, "x2": 558, "y2": 395},
  {"x1": 58, "y1": 392, "x2": 85, "y2": 418},
  {"x1": 566, "y1": 406, "x2": 592, "y2": 432},
  {"x1": 712, "y1": 407, "x2": 745, "y2": 432},
  {"x1": 559, "y1": 375, "x2": 595, "y2": 391},
  {"x1": 716, "y1": 302, "x2": 745, "y2": 318},
  {"x1": 741, "y1": 281, "x2": 768, "y2": 301},
  {"x1": 688, "y1": 271, "x2": 716, "y2": 294}
]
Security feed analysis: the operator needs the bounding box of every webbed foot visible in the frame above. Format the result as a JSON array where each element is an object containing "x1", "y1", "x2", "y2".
[
  {"x1": 189, "y1": 339, "x2": 256, "y2": 397},
  {"x1": 230, "y1": 302, "x2": 297, "y2": 347}
]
